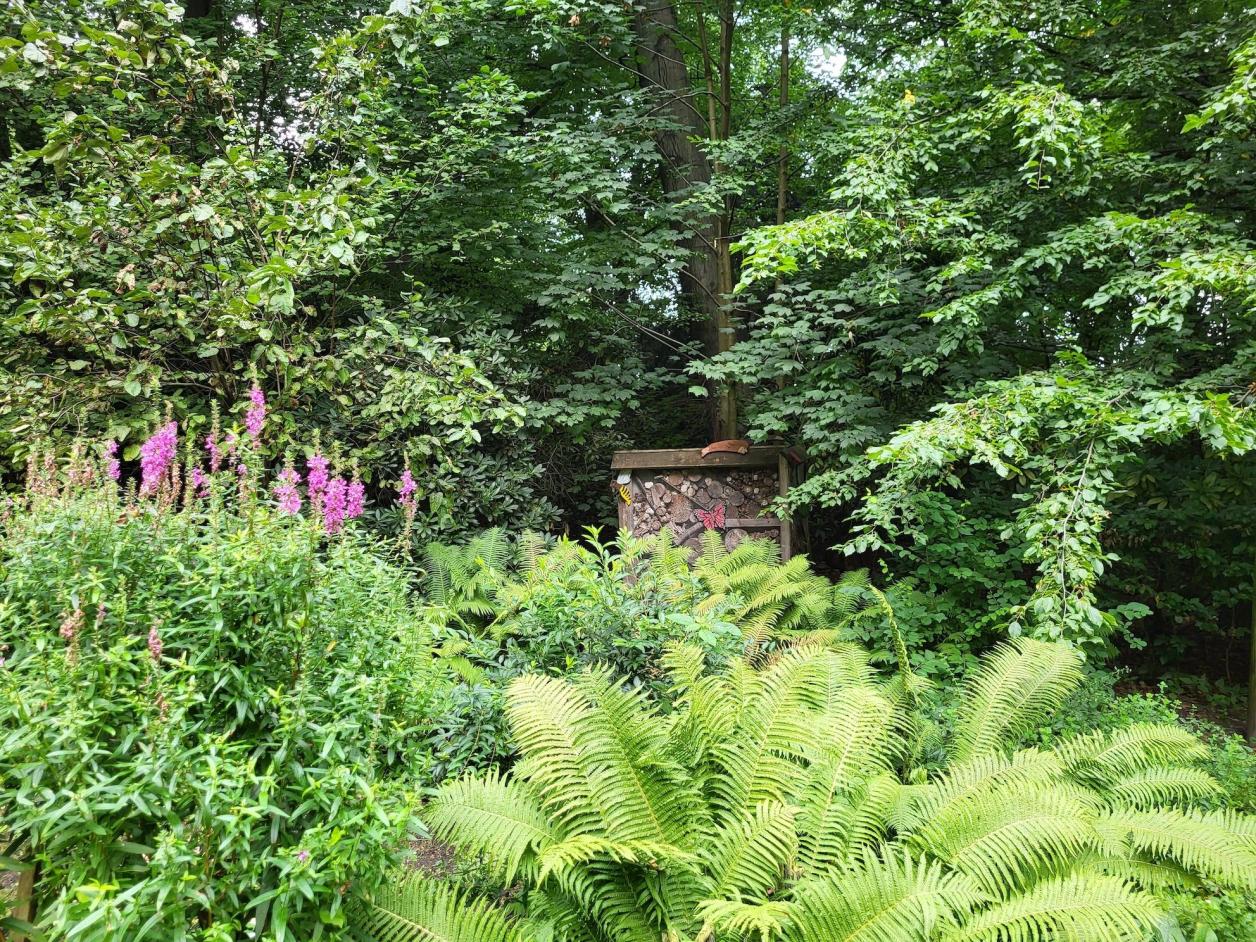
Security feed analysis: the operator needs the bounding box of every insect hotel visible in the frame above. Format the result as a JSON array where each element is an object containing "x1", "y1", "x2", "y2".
[{"x1": 610, "y1": 442, "x2": 801, "y2": 558}]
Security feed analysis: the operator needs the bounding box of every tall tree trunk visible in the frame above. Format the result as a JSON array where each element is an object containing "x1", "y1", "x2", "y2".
[
  {"x1": 776, "y1": 23, "x2": 790, "y2": 230},
  {"x1": 633, "y1": 1, "x2": 736, "y2": 439}
]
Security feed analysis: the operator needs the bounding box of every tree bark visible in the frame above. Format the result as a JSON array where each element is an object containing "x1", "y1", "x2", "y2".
[{"x1": 633, "y1": 1, "x2": 736, "y2": 439}]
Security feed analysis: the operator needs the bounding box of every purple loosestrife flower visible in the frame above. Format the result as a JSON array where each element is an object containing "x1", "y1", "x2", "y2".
[
  {"x1": 346, "y1": 479, "x2": 365, "y2": 520},
  {"x1": 274, "y1": 467, "x2": 302, "y2": 515},
  {"x1": 106, "y1": 440, "x2": 121, "y2": 481},
  {"x1": 148, "y1": 623, "x2": 163, "y2": 663},
  {"x1": 190, "y1": 467, "x2": 208, "y2": 498},
  {"x1": 322, "y1": 477, "x2": 349, "y2": 534},
  {"x1": 306, "y1": 454, "x2": 329, "y2": 500},
  {"x1": 398, "y1": 466, "x2": 418, "y2": 536},
  {"x1": 206, "y1": 434, "x2": 223, "y2": 473},
  {"x1": 245, "y1": 384, "x2": 266, "y2": 440},
  {"x1": 60, "y1": 607, "x2": 84, "y2": 641},
  {"x1": 297, "y1": 850, "x2": 310, "y2": 864},
  {"x1": 139, "y1": 422, "x2": 178, "y2": 496}
]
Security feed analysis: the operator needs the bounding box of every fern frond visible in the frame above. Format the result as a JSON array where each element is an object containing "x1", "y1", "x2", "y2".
[
  {"x1": 425, "y1": 771, "x2": 560, "y2": 884},
  {"x1": 1104, "y1": 767, "x2": 1221, "y2": 809},
  {"x1": 705, "y1": 801, "x2": 797, "y2": 900},
  {"x1": 505, "y1": 674, "x2": 604, "y2": 837},
  {"x1": 696, "y1": 899, "x2": 793, "y2": 942},
  {"x1": 793, "y1": 688, "x2": 904, "y2": 879},
  {"x1": 830, "y1": 568, "x2": 871, "y2": 619},
  {"x1": 352, "y1": 877, "x2": 528, "y2": 942},
  {"x1": 709, "y1": 650, "x2": 836, "y2": 820},
  {"x1": 795, "y1": 772, "x2": 899, "y2": 877},
  {"x1": 1057, "y1": 724, "x2": 1209, "y2": 788},
  {"x1": 787, "y1": 850, "x2": 983, "y2": 942},
  {"x1": 536, "y1": 836, "x2": 698, "y2": 884},
  {"x1": 1096, "y1": 806, "x2": 1256, "y2": 888},
  {"x1": 944, "y1": 873, "x2": 1163, "y2": 942},
  {"x1": 518, "y1": 531, "x2": 547, "y2": 572},
  {"x1": 442, "y1": 654, "x2": 488, "y2": 686},
  {"x1": 1075, "y1": 853, "x2": 1202, "y2": 891},
  {"x1": 571, "y1": 670, "x2": 703, "y2": 848},
  {"x1": 949, "y1": 639, "x2": 1083, "y2": 762},
  {"x1": 908, "y1": 786, "x2": 1100, "y2": 897},
  {"x1": 905, "y1": 749, "x2": 1065, "y2": 832}
]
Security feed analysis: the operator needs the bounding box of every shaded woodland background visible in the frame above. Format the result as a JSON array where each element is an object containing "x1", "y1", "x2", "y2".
[{"x1": 1, "y1": 0, "x2": 1254, "y2": 707}]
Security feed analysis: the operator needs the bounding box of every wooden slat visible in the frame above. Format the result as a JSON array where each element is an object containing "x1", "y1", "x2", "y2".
[
  {"x1": 611, "y1": 446, "x2": 781, "y2": 471},
  {"x1": 724, "y1": 517, "x2": 782, "y2": 529}
]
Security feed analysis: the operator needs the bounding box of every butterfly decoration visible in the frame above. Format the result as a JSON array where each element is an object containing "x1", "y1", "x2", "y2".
[
  {"x1": 696, "y1": 502, "x2": 726, "y2": 530},
  {"x1": 618, "y1": 484, "x2": 633, "y2": 504}
]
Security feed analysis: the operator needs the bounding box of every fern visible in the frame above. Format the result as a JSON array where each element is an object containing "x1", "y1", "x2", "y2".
[
  {"x1": 356, "y1": 640, "x2": 1256, "y2": 942},
  {"x1": 1096, "y1": 806, "x2": 1256, "y2": 889},
  {"x1": 949, "y1": 638, "x2": 1084, "y2": 762},
  {"x1": 352, "y1": 878, "x2": 529, "y2": 942},
  {"x1": 691, "y1": 531, "x2": 840, "y2": 655},
  {"x1": 423, "y1": 528, "x2": 516, "y2": 632},
  {"x1": 786, "y1": 851, "x2": 984, "y2": 942},
  {"x1": 943, "y1": 873, "x2": 1164, "y2": 942}
]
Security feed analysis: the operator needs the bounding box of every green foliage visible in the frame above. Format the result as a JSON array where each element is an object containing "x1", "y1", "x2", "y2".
[
  {"x1": 0, "y1": 480, "x2": 439, "y2": 939},
  {"x1": 423, "y1": 527, "x2": 516, "y2": 629},
  {"x1": 0, "y1": 0, "x2": 697, "y2": 540},
  {"x1": 846, "y1": 363, "x2": 1254, "y2": 648},
  {"x1": 355, "y1": 638, "x2": 1256, "y2": 942},
  {"x1": 698, "y1": 0, "x2": 1256, "y2": 657},
  {"x1": 423, "y1": 530, "x2": 749, "y2": 773}
]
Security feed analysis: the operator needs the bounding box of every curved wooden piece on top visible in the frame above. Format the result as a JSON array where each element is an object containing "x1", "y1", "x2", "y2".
[{"x1": 700, "y1": 439, "x2": 750, "y2": 458}]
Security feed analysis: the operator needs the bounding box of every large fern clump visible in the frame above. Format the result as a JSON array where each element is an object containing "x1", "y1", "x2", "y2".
[{"x1": 353, "y1": 638, "x2": 1256, "y2": 942}]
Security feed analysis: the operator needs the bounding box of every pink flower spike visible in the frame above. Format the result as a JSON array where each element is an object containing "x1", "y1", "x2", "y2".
[
  {"x1": 273, "y1": 467, "x2": 302, "y2": 515},
  {"x1": 399, "y1": 468, "x2": 416, "y2": 503},
  {"x1": 190, "y1": 467, "x2": 208, "y2": 498},
  {"x1": 205, "y1": 434, "x2": 223, "y2": 473},
  {"x1": 306, "y1": 454, "x2": 329, "y2": 498},
  {"x1": 245, "y1": 384, "x2": 266, "y2": 441},
  {"x1": 105, "y1": 440, "x2": 121, "y2": 481},
  {"x1": 139, "y1": 422, "x2": 178, "y2": 496},
  {"x1": 346, "y1": 480, "x2": 365, "y2": 520},
  {"x1": 60, "y1": 607, "x2": 84, "y2": 641},
  {"x1": 148, "y1": 624, "x2": 163, "y2": 663},
  {"x1": 322, "y1": 477, "x2": 348, "y2": 534}
]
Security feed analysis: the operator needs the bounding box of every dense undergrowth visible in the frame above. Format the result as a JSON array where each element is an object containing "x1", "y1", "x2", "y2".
[{"x1": 2, "y1": 417, "x2": 1253, "y2": 940}]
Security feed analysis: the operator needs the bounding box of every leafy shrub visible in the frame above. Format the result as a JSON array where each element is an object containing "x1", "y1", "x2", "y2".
[
  {"x1": 493, "y1": 533, "x2": 744, "y2": 684},
  {"x1": 356, "y1": 638, "x2": 1256, "y2": 942},
  {"x1": 0, "y1": 478, "x2": 438, "y2": 939},
  {"x1": 422, "y1": 531, "x2": 745, "y2": 773}
]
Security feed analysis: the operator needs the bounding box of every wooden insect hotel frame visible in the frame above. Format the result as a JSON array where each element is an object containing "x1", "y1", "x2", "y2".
[{"x1": 610, "y1": 444, "x2": 799, "y2": 559}]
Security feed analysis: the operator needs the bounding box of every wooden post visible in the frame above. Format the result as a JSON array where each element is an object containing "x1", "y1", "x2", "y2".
[
  {"x1": 1248, "y1": 551, "x2": 1255, "y2": 746},
  {"x1": 9, "y1": 860, "x2": 37, "y2": 941},
  {"x1": 777, "y1": 451, "x2": 792, "y2": 560}
]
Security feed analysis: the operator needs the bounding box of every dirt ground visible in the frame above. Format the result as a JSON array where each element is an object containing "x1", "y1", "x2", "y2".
[{"x1": 407, "y1": 837, "x2": 458, "y2": 876}]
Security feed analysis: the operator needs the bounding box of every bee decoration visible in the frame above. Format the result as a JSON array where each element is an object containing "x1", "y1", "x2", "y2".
[{"x1": 618, "y1": 484, "x2": 633, "y2": 504}]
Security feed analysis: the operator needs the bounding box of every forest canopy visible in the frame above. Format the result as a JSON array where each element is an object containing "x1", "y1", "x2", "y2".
[{"x1": 1, "y1": 0, "x2": 1254, "y2": 674}]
